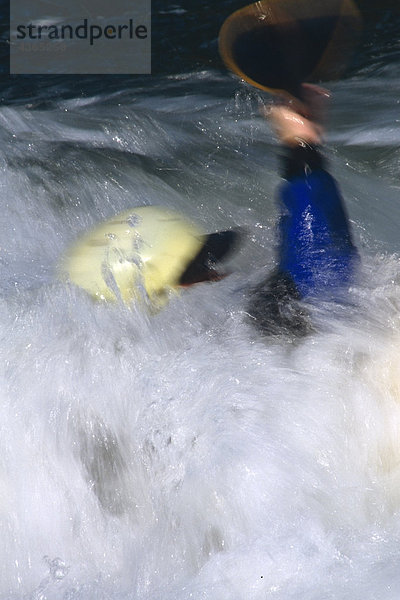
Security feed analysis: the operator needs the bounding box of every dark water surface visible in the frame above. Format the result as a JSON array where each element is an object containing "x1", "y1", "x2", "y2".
[{"x1": 1, "y1": 0, "x2": 400, "y2": 103}]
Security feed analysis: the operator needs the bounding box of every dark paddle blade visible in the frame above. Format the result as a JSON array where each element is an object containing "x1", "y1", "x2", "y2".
[{"x1": 219, "y1": 0, "x2": 362, "y2": 100}]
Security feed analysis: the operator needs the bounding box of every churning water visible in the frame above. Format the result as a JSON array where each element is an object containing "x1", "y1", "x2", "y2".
[{"x1": 2, "y1": 15, "x2": 400, "y2": 599}]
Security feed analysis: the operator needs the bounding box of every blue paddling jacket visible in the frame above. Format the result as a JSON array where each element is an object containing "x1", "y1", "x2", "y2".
[{"x1": 276, "y1": 144, "x2": 359, "y2": 298}]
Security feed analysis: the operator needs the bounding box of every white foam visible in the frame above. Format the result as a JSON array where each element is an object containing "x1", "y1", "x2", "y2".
[{"x1": 1, "y1": 70, "x2": 400, "y2": 599}]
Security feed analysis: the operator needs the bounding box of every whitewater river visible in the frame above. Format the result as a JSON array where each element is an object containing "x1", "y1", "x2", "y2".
[{"x1": 2, "y1": 10, "x2": 400, "y2": 599}]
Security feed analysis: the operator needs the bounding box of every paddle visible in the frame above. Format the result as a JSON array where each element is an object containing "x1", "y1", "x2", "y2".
[{"x1": 219, "y1": 0, "x2": 362, "y2": 103}]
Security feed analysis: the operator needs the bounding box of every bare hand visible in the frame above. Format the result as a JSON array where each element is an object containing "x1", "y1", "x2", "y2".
[{"x1": 261, "y1": 84, "x2": 331, "y2": 147}]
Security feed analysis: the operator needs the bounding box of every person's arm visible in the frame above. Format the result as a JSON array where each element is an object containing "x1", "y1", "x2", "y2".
[{"x1": 264, "y1": 85, "x2": 358, "y2": 297}]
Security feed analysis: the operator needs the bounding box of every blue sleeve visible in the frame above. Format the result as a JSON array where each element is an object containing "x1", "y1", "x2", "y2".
[{"x1": 276, "y1": 167, "x2": 359, "y2": 298}]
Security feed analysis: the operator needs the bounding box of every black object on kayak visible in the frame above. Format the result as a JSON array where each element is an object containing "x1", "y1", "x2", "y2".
[{"x1": 179, "y1": 229, "x2": 242, "y2": 286}]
